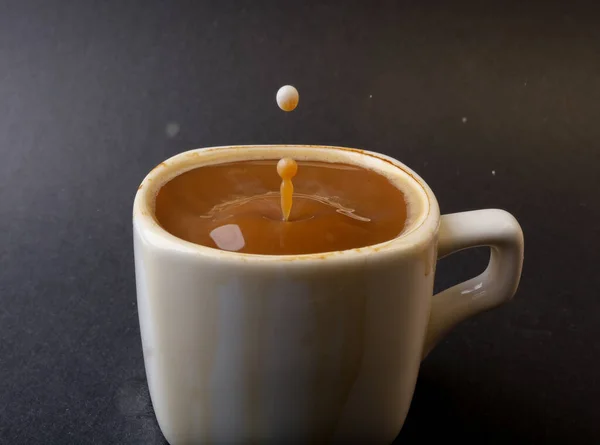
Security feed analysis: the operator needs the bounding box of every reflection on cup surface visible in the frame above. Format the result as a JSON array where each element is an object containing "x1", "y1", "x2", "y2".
[{"x1": 209, "y1": 224, "x2": 246, "y2": 252}]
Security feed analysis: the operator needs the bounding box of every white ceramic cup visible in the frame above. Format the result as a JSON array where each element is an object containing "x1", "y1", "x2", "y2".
[{"x1": 133, "y1": 145, "x2": 524, "y2": 445}]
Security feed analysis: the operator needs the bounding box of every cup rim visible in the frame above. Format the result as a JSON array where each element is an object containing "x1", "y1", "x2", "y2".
[{"x1": 133, "y1": 145, "x2": 440, "y2": 263}]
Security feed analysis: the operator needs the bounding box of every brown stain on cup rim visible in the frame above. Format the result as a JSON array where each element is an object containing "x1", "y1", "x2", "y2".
[{"x1": 149, "y1": 162, "x2": 168, "y2": 176}]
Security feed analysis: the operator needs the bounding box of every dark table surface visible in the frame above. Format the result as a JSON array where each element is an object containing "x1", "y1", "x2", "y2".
[{"x1": 2, "y1": 1, "x2": 600, "y2": 444}]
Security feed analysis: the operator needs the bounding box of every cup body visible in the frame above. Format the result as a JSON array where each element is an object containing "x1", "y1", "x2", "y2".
[{"x1": 133, "y1": 145, "x2": 440, "y2": 444}]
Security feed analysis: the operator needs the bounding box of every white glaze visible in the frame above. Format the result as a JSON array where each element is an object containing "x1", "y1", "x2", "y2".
[{"x1": 133, "y1": 145, "x2": 524, "y2": 444}]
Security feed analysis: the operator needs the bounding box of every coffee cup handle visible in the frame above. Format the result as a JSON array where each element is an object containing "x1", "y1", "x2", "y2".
[{"x1": 422, "y1": 209, "x2": 524, "y2": 358}]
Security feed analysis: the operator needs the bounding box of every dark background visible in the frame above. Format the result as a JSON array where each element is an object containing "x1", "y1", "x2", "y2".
[{"x1": 1, "y1": 1, "x2": 599, "y2": 444}]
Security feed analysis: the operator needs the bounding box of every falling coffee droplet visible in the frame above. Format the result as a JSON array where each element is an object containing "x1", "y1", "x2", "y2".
[
  {"x1": 276, "y1": 85, "x2": 299, "y2": 112},
  {"x1": 277, "y1": 157, "x2": 298, "y2": 221}
]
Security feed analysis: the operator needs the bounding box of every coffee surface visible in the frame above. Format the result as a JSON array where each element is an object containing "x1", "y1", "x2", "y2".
[{"x1": 155, "y1": 160, "x2": 408, "y2": 255}]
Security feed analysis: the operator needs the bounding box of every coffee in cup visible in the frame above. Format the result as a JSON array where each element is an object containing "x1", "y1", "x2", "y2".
[{"x1": 155, "y1": 158, "x2": 410, "y2": 255}]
